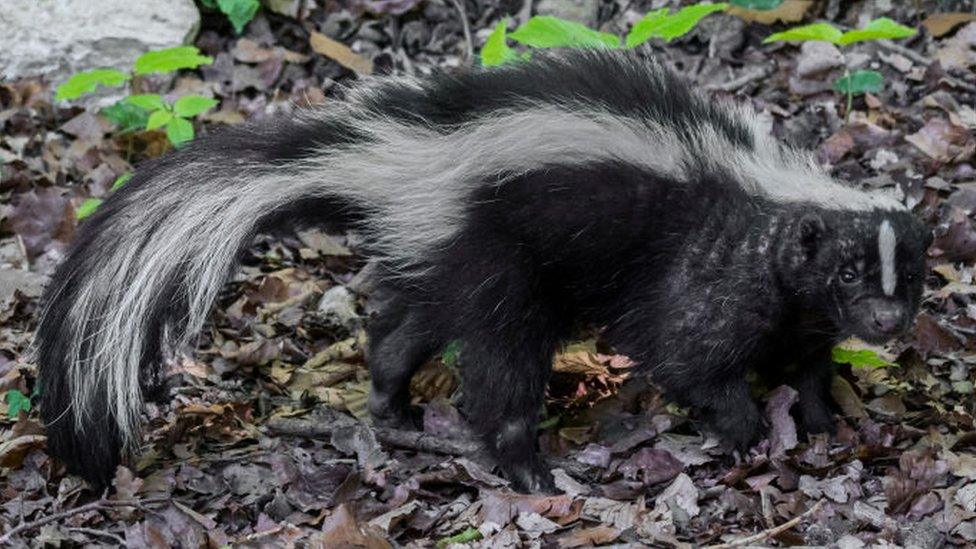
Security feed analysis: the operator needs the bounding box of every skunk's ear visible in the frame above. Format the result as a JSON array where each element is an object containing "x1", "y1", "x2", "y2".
[{"x1": 794, "y1": 213, "x2": 826, "y2": 263}]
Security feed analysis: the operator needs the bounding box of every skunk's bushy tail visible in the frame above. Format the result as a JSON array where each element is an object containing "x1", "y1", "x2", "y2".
[{"x1": 36, "y1": 108, "x2": 390, "y2": 484}]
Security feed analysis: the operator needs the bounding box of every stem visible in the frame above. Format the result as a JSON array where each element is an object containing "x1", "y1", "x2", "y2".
[{"x1": 844, "y1": 67, "x2": 853, "y2": 125}]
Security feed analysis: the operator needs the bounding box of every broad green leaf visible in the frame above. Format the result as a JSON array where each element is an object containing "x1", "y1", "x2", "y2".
[
  {"x1": 218, "y1": 0, "x2": 260, "y2": 34},
  {"x1": 76, "y1": 198, "x2": 103, "y2": 220},
  {"x1": 832, "y1": 346, "x2": 893, "y2": 368},
  {"x1": 441, "y1": 340, "x2": 462, "y2": 367},
  {"x1": 837, "y1": 17, "x2": 917, "y2": 46},
  {"x1": 481, "y1": 19, "x2": 519, "y2": 66},
  {"x1": 510, "y1": 16, "x2": 620, "y2": 49},
  {"x1": 764, "y1": 22, "x2": 843, "y2": 44},
  {"x1": 111, "y1": 172, "x2": 133, "y2": 191},
  {"x1": 5, "y1": 389, "x2": 31, "y2": 419},
  {"x1": 627, "y1": 3, "x2": 729, "y2": 47},
  {"x1": 173, "y1": 95, "x2": 219, "y2": 118},
  {"x1": 626, "y1": 8, "x2": 667, "y2": 47},
  {"x1": 199, "y1": 0, "x2": 217, "y2": 6},
  {"x1": 101, "y1": 101, "x2": 149, "y2": 133},
  {"x1": 166, "y1": 117, "x2": 195, "y2": 147},
  {"x1": 834, "y1": 69, "x2": 884, "y2": 94},
  {"x1": 54, "y1": 69, "x2": 129, "y2": 101},
  {"x1": 436, "y1": 528, "x2": 482, "y2": 549},
  {"x1": 125, "y1": 93, "x2": 167, "y2": 111},
  {"x1": 146, "y1": 110, "x2": 173, "y2": 130},
  {"x1": 730, "y1": 0, "x2": 782, "y2": 8},
  {"x1": 134, "y1": 46, "x2": 214, "y2": 75}
]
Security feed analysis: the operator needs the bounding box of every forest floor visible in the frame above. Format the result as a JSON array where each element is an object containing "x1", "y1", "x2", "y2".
[{"x1": 2, "y1": 0, "x2": 976, "y2": 546}]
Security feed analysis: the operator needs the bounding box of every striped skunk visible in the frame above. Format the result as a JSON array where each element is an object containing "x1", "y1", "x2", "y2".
[{"x1": 36, "y1": 50, "x2": 930, "y2": 493}]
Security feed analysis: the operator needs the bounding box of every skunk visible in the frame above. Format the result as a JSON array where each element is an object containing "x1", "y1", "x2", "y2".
[{"x1": 37, "y1": 49, "x2": 929, "y2": 493}]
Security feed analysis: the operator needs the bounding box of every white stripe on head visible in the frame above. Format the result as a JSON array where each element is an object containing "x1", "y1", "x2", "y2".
[{"x1": 879, "y1": 220, "x2": 897, "y2": 296}]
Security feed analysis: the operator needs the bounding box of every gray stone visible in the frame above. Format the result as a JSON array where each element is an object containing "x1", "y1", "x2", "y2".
[
  {"x1": 0, "y1": 0, "x2": 200, "y2": 91},
  {"x1": 535, "y1": 0, "x2": 599, "y2": 26}
]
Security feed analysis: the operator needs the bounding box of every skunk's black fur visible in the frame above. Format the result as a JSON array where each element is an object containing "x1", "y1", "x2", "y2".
[{"x1": 37, "y1": 50, "x2": 929, "y2": 493}]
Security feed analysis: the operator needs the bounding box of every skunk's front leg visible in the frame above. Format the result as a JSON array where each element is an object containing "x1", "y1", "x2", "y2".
[
  {"x1": 458, "y1": 332, "x2": 558, "y2": 494},
  {"x1": 790, "y1": 351, "x2": 838, "y2": 436}
]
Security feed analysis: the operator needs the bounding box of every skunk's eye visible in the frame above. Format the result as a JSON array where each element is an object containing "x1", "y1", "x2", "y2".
[{"x1": 839, "y1": 267, "x2": 859, "y2": 284}]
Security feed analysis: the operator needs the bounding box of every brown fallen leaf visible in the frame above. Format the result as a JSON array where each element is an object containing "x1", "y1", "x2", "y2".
[
  {"x1": 727, "y1": 0, "x2": 811, "y2": 24},
  {"x1": 558, "y1": 524, "x2": 621, "y2": 548},
  {"x1": 309, "y1": 31, "x2": 373, "y2": 75},
  {"x1": 936, "y1": 22, "x2": 976, "y2": 70},
  {"x1": 923, "y1": 12, "x2": 976, "y2": 38},
  {"x1": 905, "y1": 117, "x2": 975, "y2": 163}
]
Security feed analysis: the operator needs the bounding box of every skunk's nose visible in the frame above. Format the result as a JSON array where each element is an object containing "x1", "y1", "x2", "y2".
[{"x1": 872, "y1": 307, "x2": 904, "y2": 334}]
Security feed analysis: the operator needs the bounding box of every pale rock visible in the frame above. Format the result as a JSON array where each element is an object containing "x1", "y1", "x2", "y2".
[{"x1": 0, "y1": 0, "x2": 200, "y2": 98}]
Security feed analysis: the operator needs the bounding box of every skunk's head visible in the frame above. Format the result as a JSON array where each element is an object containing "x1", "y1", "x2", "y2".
[{"x1": 778, "y1": 208, "x2": 930, "y2": 344}]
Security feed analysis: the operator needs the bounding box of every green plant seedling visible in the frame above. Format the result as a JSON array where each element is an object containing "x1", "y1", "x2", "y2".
[
  {"x1": 5, "y1": 389, "x2": 31, "y2": 419},
  {"x1": 200, "y1": 0, "x2": 260, "y2": 34},
  {"x1": 76, "y1": 172, "x2": 134, "y2": 220},
  {"x1": 764, "y1": 17, "x2": 916, "y2": 120},
  {"x1": 479, "y1": 2, "x2": 730, "y2": 66},
  {"x1": 832, "y1": 347, "x2": 894, "y2": 369},
  {"x1": 55, "y1": 69, "x2": 130, "y2": 101},
  {"x1": 626, "y1": 2, "x2": 729, "y2": 47},
  {"x1": 128, "y1": 93, "x2": 218, "y2": 146},
  {"x1": 730, "y1": 0, "x2": 783, "y2": 8},
  {"x1": 134, "y1": 46, "x2": 214, "y2": 76}
]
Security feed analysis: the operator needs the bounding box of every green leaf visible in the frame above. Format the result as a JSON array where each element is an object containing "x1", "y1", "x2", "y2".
[
  {"x1": 146, "y1": 109, "x2": 174, "y2": 130},
  {"x1": 441, "y1": 340, "x2": 462, "y2": 368},
  {"x1": 481, "y1": 19, "x2": 520, "y2": 66},
  {"x1": 199, "y1": 0, "x2": 217, "y2": 7},
  {"x1": 217, "y1": 0, "x2": 260, "y2": 34},
  {"x1": 509, "y1": 16, "x2": 620, "y2": 49},
  {"x1": 627, "y1": 3, "x2": 729, "y2": 47},
  {"x1": 76, "y1": 198, "x2": 103, "y2": 220},
  {"x1": 5, "y1": 389, "x2": 31, "y2": 419},
  {"x1": 101, "y1": 101, "x2": 149, "y2": 133},
  {"x1": 125, "y1": 93, "x2": 167, "y2": 111},
  {"x1": 436, "y1": 528, "x2": 482, "y2": 549},
  {"x1": 111, "y1": 172, "x2": 133, "y2": 191},
  {"x1": 173, "y1": 95, "x2": 219, "y2": 118},
  {"x1": 54, "y1": 69, "x2": 130, "y2": 101},
  {"x1": 730, "y1": 0, "x2": 782, "y2": 8},
  {"x1": 134, "y1": 46, "x2": 214, "y2": 75},
  {"x1": 832, "y1": 347, "x2": 893, "y2": 369},
  {"x1": 837, "y1": 17, "x2": 917, "y2": 46},
  {"x1": 834, "y1": 69, "x2": 884, "y2": 95},
  {"x1": 763, "y1": 22, "x2": 843, "y2": 44},
  {"x1": 166, "y1": 117, "x2": 195, "y2": 147}
]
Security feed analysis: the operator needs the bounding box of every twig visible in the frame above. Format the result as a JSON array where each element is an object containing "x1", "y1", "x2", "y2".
[
  {"x1": 67, "y1": 527, "x2": 127, "y2": 545},
  {"x1": 876, "y1": 39, "x2": 930, "y2": 66},
  {"x1": 877, "y1": 39, "x2": 976, "y2": 94},
  {"x1": 0, "y1": 497, "x2": 170, "y2": 544},
  {"x1": 265, "y1": 417, "x2": 592, "y2": 478},
  {"x1": 266, "y1": 417, "x2": 480, "y2": 455},
  {"x1": 450, "y1": 0, "x2": 475, "y2": 62},
  {"x1": 704, "y1": 66, "x2": 773, "y2": 93},
  {"x1": 706, "y1": 499, "x2": 825, "y2": 548}
]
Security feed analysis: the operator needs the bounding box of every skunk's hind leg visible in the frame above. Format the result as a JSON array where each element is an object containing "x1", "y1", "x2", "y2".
[{"x1": 366, "y1": 294, "x2": 442, "y2": 430}]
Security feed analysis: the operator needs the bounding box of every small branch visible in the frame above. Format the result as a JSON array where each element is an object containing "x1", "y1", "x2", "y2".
[
  {"x1": 704, "y1": 66, "x2": 773, "y2": 93},
  {"x1": 707, "y1": 499, "x2": 825, "y2": 549},
  {"x1": 450, "y1": 0, "x2": 475, "y2": 62},
  {"x1": 0, "y1": 497, "x2": 169, "y2": 544},
  {"x1": 266, "y1": 417, "x2": 592, "y2": 478},
  {"x1": 67, "y1": 527, "x2": 127, "y2": 545},
  {"x1": 876, "y1": 40, "x2": 976, "y2": 94},
  {"x1": 266, "y1": 417, "x2": 480, "y2": 455}
]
